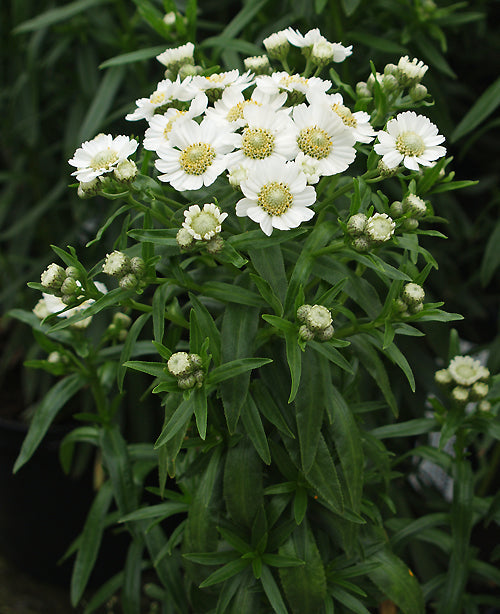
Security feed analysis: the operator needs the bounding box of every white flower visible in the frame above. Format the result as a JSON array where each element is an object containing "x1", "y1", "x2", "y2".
[
  {"x1": 143, "y1": 94, "x2": 208, "y2": 152},
  {"x1": 182, "y1": 203, "x2": 227, "y2": 240},
  {"x1": 448, "y1": 356, "x2": 490, "y2": 387},
  {"x1": 204, "y1": 86, "x2": 287, "y2": 129},
  {"x1": 125, "y1": 77, "x2": 197, "y2": 122},
  {"x1": 263, "y1": 30, "x2": 290, "y2": 58},
  {"x1": 69, "y1": 134, "x2": 138, "y2": 183},
  {"x1": 227, "y1": 164, "x2": 249, "y2": 187},
  {"x1": 155, "y1": 117, "x2": 238, "y2": 191},
  {"x1": 256, "y1": 72, "x2": 332, "y2": 99},
  {"x1": 41, "y1": 281, "x2": 108, "y2": 329},
  {"x1": 312, "y1": 40, "x2": 352, "y2": 64},
  {"x1": 156, "y1": 42, "x2": 195, "y2": 70},
  {"x1": 285, "y1": 27, "x2": 325, "y2": 48},
  {"x1": 190, "y1": 70, "x2": 254, "y2": 97},
  {"x1": 40, "y1": 263, "x2": 66, "y2": 291},
  {"x1": 374, "y1": 111, "x2": 446, "y2": 171},
  {"x1": 397, "y1": 56, "x2": 428, "y2": 85},
  {"x1": 226, "y1": 104, "x2": 297, "y2": 172},
  {"x1": 295, "y1": 152, "x2": 320, "y2": 184},
  {"x1": 310, "y1": 92, "x2": 376, "y2": 143},
  {"x1": 365, "y1": 213, "x2": 395, "y2": 243},
  {"x1": 292, "y1": 103, "x2": 356, "y2": 176},
  {"x1": 235, "y1": 159, "x2": 316, "y2": 236}
]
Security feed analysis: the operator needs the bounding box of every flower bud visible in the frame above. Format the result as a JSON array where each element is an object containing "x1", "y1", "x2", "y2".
[
  {"x1": 298, "y1": 324, "x2": 315, "y2": 341},
  {"x1": 77, "y1": 178, "x2": 100, "y2": 199},
  {"x1": 263, "y1": 31, "x2": 290, "y2": 61},
  {"x1": 402, "y1": 283, "x2": 425, "y2": 307},
  {"x1": 167, "y1": 352, "x2": 192, "y2": 378},
  {"x1": 176, "y1": 227, "x2": 195, "y2": 249},
  {"x1": 394, "y1": 298, "x2": 408, "y2": 314},
  {"x1": 390, "y1": 201, "x2": 404, "y2": 218},
  {"x1": 409, "y1": 84, "x2": 428, "y2": 102},
  {"x1": 381, "y1": 73, "x2": 399, "y2": 93},
  {"x1": 365, "y1": 213, "x2": 395, "y2": 243},
  {"x1": 305, "y1": 304, "x2": 332, "y2": 332},
  {"x1": 61, "y1": 294, "x2": 78, "y2": 306},
  {"x1": 451, "y1": 386, "x2": 469, "y2": 404},
  {"x1": 103, "y1": 251, "x2": 131, "y2": 277},
  {"x1": 113, "y1": 159, "x2": 137, "y2": 182},
  {"x1": 352, "y1": 236, "x2": 370, "y2": 252},
  {"x1": 65, "y1": 266, "x2": 80, "y2": 279},
  {"x1": 130, "y1": 256, "x2": 146, "y2": 277},
  {"x1": 435, "y1": 368, "x2": 452, "y2": 386},
  {"x1": 41, "y1": 263, "x2": 66, "y2": 291},
  {"x1": 377, "y1": 160, "x2": 399, "y2": 177},
  {"x1": 449, "y1": 356, "x2": 488, "y2": 387},
  {"x1": 478, "y1": 400, "x2": 491, "y2": 412},
  {"x1": 243, "y1": 55, "x2": 271, "y2": 75},
  {"x1": 315, "y1": 324, "x2": 334, "y2": 341},
  {"x1": 60, "y1": 277, "x2": 79, "y2": 296},
  {"x1": 178, "y1": 64, "x2": 200, "y2": 79},
  {"x1": 296, "y1": 304, "x2": 312, "y2": 322},
  {"x1": 178, "y1": 374, "x2": 197, "y2": 390},
  {"x1": 205, "y1": 236, "x2": 224, "y2": 254},
  {"x1": 470, "y1": 381, "x2": 489, "y2": 400},
  {"x1": 403, "y1": 218, "x2": 419, "y2": 231},
  {"x1": 119, "y1": 273, "x2": 139, "y2": 290},
  {"x1": 347, "y1": 213, "x2": 368, "y2": 236},
  {"x1": 47, "y1": 351, "x2": 64, "y2": 364},
  {"x1": 113, "y1": 312, "x2": 132, "y2": 329},
  {"x1": 384, "y1": 63, "x2": 398, "y2": 76},
  {"x1": 403, "y1": 194, "x2": 427, "y2": 218},
  {"x1": 356, "y1": 81, "x2": 372, "y2": 98}
]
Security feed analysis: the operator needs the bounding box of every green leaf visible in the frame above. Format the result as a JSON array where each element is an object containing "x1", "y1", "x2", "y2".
[
  {"x1": 249, "y1": 245, "x2": 288, "y2": 304},
  {"x1": 285, "y1": 328, "x2": 302, "y2": 404},
  {"x1": 262, "y1": 314, "x2": 296, "y2": 334},
  {"x1": 86, "y1": 204, "x2": 132, "y2": 247},
  {"x1": 188, "y1": 293, "x2": 222, "y2": 366},
  {"x1": 59, "y1": 426, "x2": 99, "y2": 474},
  {"x1": 70, "y1": 481, "x2": 113, "y2": 606},
  {"x1": 295, "y1": 348, "x2": 324, "y2": 474},
  {"x1": 451, "y1": 75, "x2": 500, "y2": 142},
  {"x1": 100, "y1": 425, "x2": 138, "y2": 515},
  {"x1": 220, "y1": 301, "x2": 260, "y2": 433},
  {"x1": 367, "y1": 548, "x2": 425, "y2": 614},
  {"x1": 193, "y1": 387, "x2": 208, "y2": 440},
  {"x1": 215, "y1": 241, "x2": 248, "y2": 268},
  {"x1": 119, "y1": 501, "x2": 188, "y2": 523},
  {"x1": 481, "y1": 219, "x2": 500, "y2": 286},
  {"x1": 14, "y1": 373, "x2": 86, "y2": 472},
  {"x1": 123, "y1": 360, "x2": 165, "y2": 379},
  {"x1": 241, "y1": 394, "x2": 272, "y2": 465},
  {"x1": 260, "y1": 565, "x2": 289, "y2": 614},
  {"x1": 308, "y1": 340, "x2": 354, "y2": 374},
  {"x1": 154, "y1": 395, "x2": 195, "y2": 448},
  {"x1": 348, "y1": 31, "x2": 407, "y2": 54},
  {"x1": 208, "y1": 357, "x2": 272, "y2": 386},
  {"x1": 228, "y1": 228, "x2": 306, "y2": 251},
  {"x1": 13, "y1": 0, "x2": 110, "y2": 33},
  {"x1": 122, "y1": 540, "x2": 144, "y2": 614},
  {"x1": 199, "y1": 558, "x2": 250, "y2": 588},
  {"x1": 118, "y1": 313, "x2": 151, "y2": 392},
  {"x1": 251, "y1": 274, "x2": 283, "y2": 316},
  {"x1": 341, "y1": 0, "x2": 361, "y2": 15},
  {"x1": 202, "y1": 281, "x2": 263, "y2": 307},
  {"x1": 152, "y1": 283, "x2": 170, "y2": 345},
  {"x1": 99, "y1": 45, "x2": 168, "y2": 69},
  {"x1": 329, "y1": 587, "x2": 371, "y2": 614},
  {"x1": 252, "y1": 381, "x2": 295, "y2": 439},
  {"x1": 305, "y1": 435, "x2": 344, "y2": 516}
]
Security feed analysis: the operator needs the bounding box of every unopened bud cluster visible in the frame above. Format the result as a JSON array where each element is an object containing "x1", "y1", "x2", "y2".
[
  {"x1": 176, "y1": 203, "x2": 227, "y2": 254},
  {"x1": 356, "y1": 55, "x2": 428, "y2": 103},
  {"x1": 102, "y1": 251, "x2": 146, "y2": 291},
  {"x1": 435, "y1": 355, "x2": 490, "y2": 406},
  {"x1": 166, "y1": 352, "x2": 204, "y2": 389},
  {"x1": 346, "y1": 212, "x2": 396, "y2": 251},
  {"x1": 107, "y1": 312, "x2": 133, "y2": 342},
  {"x1": 394, "y1": 282, "x2": 426, "y2": 316},
  {"x1": 390, "y1": 194, "x2": 428, "y2": 230},
  {"x1": 297, "y1": 304, "x2": 334, "y2": 342},
  {"x1": 40, "y1": 263, "x2": 84, "y2": 305}
]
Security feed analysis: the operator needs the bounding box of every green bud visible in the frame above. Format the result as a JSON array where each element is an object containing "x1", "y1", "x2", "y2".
[
  {"x1": 298, "y1": 324, "x2": 315, "y2": 342},
  {"x1": 60, "y1": 277, "x2": 79, "y2": 296},
  {"x1": 119, "y1": 273, "x2": 139, "y2": 290}
]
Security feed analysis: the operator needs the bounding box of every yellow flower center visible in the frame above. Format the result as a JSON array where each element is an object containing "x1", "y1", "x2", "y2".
[
  {"x1": 297, "y1": 126, "x2": 332, "y2": 159},
  {"x1": 226, "y1": 100, "x2": 260, "y2": 122},
  {"x1": 90, "y1": 149, "x2": 119, "y2": 170},
  {"x1": 150, "y1": 91, "x2": 166, "y2": 105},
  {"x1": 242, "y1": 127, "x2": 275, "y2": 159},
  {"x1": 395, "y1": 131, "x2": 425, "y2": 157},
  {"x1": 258, "y1": 182, "x2": 293, "y2": 216},
  {"x1": 179, "y1": 142, "x2": 216, "y2": 175},
  {"x1": 332, "y1": 103, "x2": 357, "y2": 128},
  {"x1": 163, "y1": 111, "x2": 185, "y2": 139}
]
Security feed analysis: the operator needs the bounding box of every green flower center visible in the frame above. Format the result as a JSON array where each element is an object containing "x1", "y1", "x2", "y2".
[
  {"x1": 258, "y1": 182, "x2": 293, "y2": 216},
  {"x1": 90, "y1": 149, "x2": 119, "y2": 170},
  {"x1": 332, "y1": 103, "x2": 357, "y2": 128},
  {"x1": 179, "y1": 142, "x2": 216, "y2": 175},
  {"x1": 190, "y1": 212, "x2": 219, "y2": 237},
  {"x1": 297, "y1": 126, "x2": 332, "y2": 159},
  {"x1": 395, "y1": 131, "x2": 425, "y2": 157},
  {"x1": 242, "y1": 127, "x2": 275, "y2": 159}
]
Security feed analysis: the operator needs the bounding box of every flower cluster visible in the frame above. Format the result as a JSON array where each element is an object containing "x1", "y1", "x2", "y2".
[
  {"x1": 297, "y1": 304, "x2": 334, "y2": 341},
  {"x1": 435, "y1": 356, "x2": 490, "y2": 407},
  {"x1": 394, "y1": 282, "x2": 426, "y2": 316},
  {"x1": 346, "y1": 212, "x2": 396, "y2": 251},
  {"x1": 102, "y1": 251, "x2": 146, "y2": 291},
  {"x1": 167, "y1": 352, "x2": 204, "y2": 389}
]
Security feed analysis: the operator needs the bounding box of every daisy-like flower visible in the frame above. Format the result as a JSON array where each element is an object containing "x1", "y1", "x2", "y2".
[
  {"x1": 235, "y1": 159, "x2": 316, "y2": 236},
  {"x1": 295, "y1": 151, "x2": 321, "y2": 184},
  {"x1": 205, "y1": 86, "x2": 287, "y2": 129},
  {"x1": 292, "y1": 103, "x2": 356, "y2": 176},
  {"x1": 190, "y1": 70, "x2": 254, "y2": 100},
  {"x1": 69, "y1": 134, "x2": 138, "y2": 183},
  {"x1": 256, "y1": 72, "x2": 332, "y2": 100},
  {"x1": 397, "y1": 56, "x2": 428, "y2": 86},
  {"x1": 226, "y1": 104, "x2": 298, "y2": 172},
  {"x1": 182, "y1": 203, "x2": 227, "y2": 240},
  {"x1": 155, "y1": 117, "x2": 238, "y2": 191},
  {"x1": 285, "y1": 27, "x2": 325, "y2": 48},
  {"x1": 365, "y1": 213, "x2": 395, "y2": 243},
  {"x1": 448, "y1": 356, "x2": 490, "y2": 387},
  {"x1": 156, "y1": 42, "x2": 195, "y2": 71},
  {"x1": 309, "y1": 92, "x2": 376, "y2": 143},
  {"x1": 125, "y1": 77, "x2": 197, "y2": 122},
  {"x1": 143, "y1": 93, "x2": 208, "y2": 153},
  {"x1": 374, "y1": 111, "x2": 446, "y2": 171},
  {"x1": 285, "y1": 28, "x2": 352, "y2": 62}
]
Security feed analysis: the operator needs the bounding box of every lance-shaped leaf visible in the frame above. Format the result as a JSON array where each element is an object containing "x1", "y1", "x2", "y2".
[
  {"x1": 154, "y1": 395, "x2": 195, "y2": 448},
  {"x1": 241, "y1": 394, "x2": 272, "y2": 465},
  {"x1": 304, "y1": 434, "x2": 344, "y2": 516},
  {"x1": 207, "y1": 357, "x2": 272, "y2": 386}
]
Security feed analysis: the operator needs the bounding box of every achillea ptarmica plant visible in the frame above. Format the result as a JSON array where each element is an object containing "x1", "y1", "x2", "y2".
[
  {"x1": 297, "y1": 304, "x2": 334, "y2": 341},
  {"x1": 167, "y1": 352, "x2": 204, "y2": 389}
]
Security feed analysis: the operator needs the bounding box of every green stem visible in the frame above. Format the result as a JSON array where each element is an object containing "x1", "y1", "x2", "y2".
[
  {"x1": 477, "y1": 440, "x2": 500, "y2": 497},
  {"x1": 128, "y1": 195, "x2": 171, "y2": 227},
  {"x1": 316, "y1": 169, "x2": 380, "y2": 213},
  {"x1": 312, "y1": 239, "x2": 346, "y2": 257}
]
